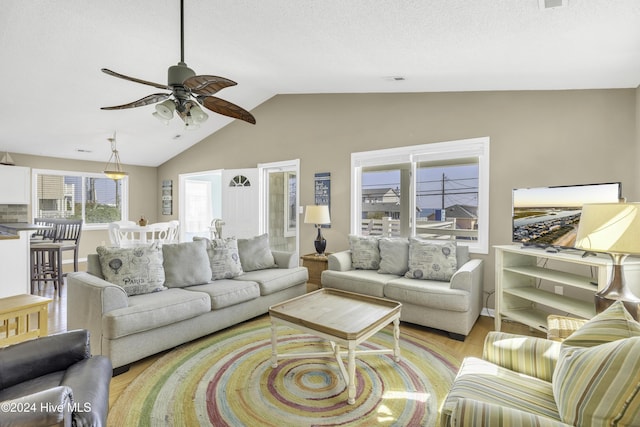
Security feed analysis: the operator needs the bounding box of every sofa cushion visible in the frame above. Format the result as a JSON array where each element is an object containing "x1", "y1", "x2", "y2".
[
  {"x1": 102, "y1": 288, "x2": 211, "y2": 339},
  {"x1": 185, "y1": 280, "x2": 260, "y2": 309},
  {"x1": 377, "y1": 237, "x2": 409, "y2": 275},
  {"x1": 237, "y1": 234, "x2": 276, "y2": 272},
  {"x1": 562, "y1": 300, "x2": 640, "y2": 348},
  {"x1": 321, "y1": 269, "x2": 395, "y2": 298},
  {"x1": 553, "y1": 337, "x2": 640, "y2": 426},
  {"x1": 235, "y1": 267, "x2": 308, "y2": 296},
  {"x1": 442, "y1": 356, "x2": 560, "y2": 424},
  {"x1": 405, "y1": 238, "x2": 457, "y2": 281},
  {"x1": 349, "y1": 235, "x2": 381, "y2": 270},
  {"x1": 194, "y1": 236, "x2": 244, "y2": 280},
  {"x1": 162, "y1": 240, "x2": 212, "y2": 288},
  {"x1": 384, "y1": 277, "x2": 470, "y2": 311},
  {"x1": 96, "y1": 245, "x2": 166, "y2": 296}
]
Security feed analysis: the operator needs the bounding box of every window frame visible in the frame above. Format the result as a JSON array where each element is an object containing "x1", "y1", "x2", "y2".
[
  {"x1": 351, "y1": 137, "x2": 490, "y2": 254},
  {"x1": 31, "y1": 168, "x2": 129, "y2": 230}
]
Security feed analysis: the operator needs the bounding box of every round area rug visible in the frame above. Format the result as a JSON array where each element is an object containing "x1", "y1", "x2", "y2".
[{"x1": 108, "y1": 316, "x2": 459, "y2": 426}]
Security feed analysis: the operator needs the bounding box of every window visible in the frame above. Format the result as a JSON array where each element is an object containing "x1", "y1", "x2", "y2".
[
  {"x1": 32, "y1": 169, "x2": 128, "y2": 227},
  {"x1": 351, "y1": 137, "x2": 490, "y2": 254}
]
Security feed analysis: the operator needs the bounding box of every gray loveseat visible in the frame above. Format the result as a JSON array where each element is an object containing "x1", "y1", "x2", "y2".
[
  {"x1": 321, "y1": 236, "x2": 483, "y2": 339},
  {"x1": 67, "y1": 235, "x2": 308, "y2": 372}
]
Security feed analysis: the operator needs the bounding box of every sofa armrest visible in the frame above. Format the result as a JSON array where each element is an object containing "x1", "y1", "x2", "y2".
[
  {"x1": 0, "y1": 330, "x2": 90, "y2": 389},
  {"x1": 448, "y1": 398, "x2": 570, "y2": 427},
  {"x1": 482, "y1": 332, "x2": 561, "y2": 382},
  {"x1": 61, "y1": 356, "x2": 112, "y2": 427},
  {"x1": 0, "y1": 386, "x2": 73, "y2": 427},
  {"x1": 449, "y1": 259, "x2": 483, "y2": 293},
  {"x1": 271, "y1": 251, "x2": 297, "y2": 269},
  {"x1": 327, "y1": 250, "x2": 353, "y2": 271},
  {"x1": 67, "y1": 272, "x2": 129, "y2": 358}
]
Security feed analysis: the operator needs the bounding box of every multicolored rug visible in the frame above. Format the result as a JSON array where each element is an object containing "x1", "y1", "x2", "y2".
[{"x1": 108, "y1": 316, "x2": 460, "y2": 426}]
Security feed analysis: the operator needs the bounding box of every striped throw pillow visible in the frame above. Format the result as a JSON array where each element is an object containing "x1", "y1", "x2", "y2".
[
  {"x1": 553, "y1": 337, "x2": 640, "y2": 426},
  {"x1": 562, "y1": 301, "x2": 640, "y2": 348}
]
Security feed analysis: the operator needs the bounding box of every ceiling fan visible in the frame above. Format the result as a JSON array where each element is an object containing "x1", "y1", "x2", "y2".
[{"x1": 100, "y1": 0, "x2": 256, "y2": 127}]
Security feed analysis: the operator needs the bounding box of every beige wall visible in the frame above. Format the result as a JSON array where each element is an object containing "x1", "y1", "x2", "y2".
[
  {"x1": 158, "y1": 89, "x2": 638, "y2": 307},
  {"x1": 9, "y1": 153, "x2": 157, "y2": 261},
  {"x1": 11, "y1": 89, "x2": 637, "y2": 307}
]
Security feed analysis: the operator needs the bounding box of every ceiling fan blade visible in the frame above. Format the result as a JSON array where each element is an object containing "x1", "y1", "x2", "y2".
[
  {"x1": 101, "y1": 93, "x2": 171, "y2": 110},
  {"x1": 200, "y1": 96, "x2": 256, "y2": 124},
  {"x1": 184, "y1": 75, "x2": 237, "y2": 96},
  {"x1": 101, "y1": 68, "x2": 170, "y2": 90}
]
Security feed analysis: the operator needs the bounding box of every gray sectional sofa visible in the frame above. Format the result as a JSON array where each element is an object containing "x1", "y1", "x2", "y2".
[
  {"x1": 321, "y1": 236, "x2": 483, "y2": 339},
  {"x1": 67, "y1": 235, "x2": 308, "y2": 372}
]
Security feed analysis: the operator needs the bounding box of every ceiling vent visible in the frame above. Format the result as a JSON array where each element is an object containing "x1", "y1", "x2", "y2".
[{"x1": 539, "y1": 0, "x2": 568, "y2": 10}]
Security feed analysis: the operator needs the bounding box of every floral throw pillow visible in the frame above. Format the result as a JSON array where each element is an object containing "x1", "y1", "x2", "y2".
[
  {"x1": 405, "y1": 239, "x2": 457, "y2": 281},
  {"x1": 97, "y1": 244, "x2": 166, "y2": 296}
]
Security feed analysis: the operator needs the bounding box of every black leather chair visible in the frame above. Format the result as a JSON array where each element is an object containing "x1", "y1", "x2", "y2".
[{"x1": 0, "y1": 330, "x2": 112, "y2": 427}]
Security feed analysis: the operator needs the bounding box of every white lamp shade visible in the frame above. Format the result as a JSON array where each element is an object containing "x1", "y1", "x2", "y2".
[
  {"x1": 190, "y1": 105, "x2": 208, "y2": 124},
  {"x1": 304, "y1": 205, "x2": 331, "y2": 225},
  {"x1": 155, "y1": 100, "x2": 175, "y2": 120},
  {"x1": 575, "y1": 203, "x2": 640, "y2": 255}
]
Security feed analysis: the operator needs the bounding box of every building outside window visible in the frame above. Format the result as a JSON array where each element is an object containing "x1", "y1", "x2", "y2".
[
  {"x1": 351, "y1": 137, "x2": 489, "y2": 254},
  {"x1": 32, "y1": 170, "x2": 127, "y2": 227}
]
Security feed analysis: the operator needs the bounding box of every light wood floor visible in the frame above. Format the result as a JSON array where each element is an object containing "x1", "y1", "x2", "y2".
[{"x1": 40, "y1": 281, "x2": 544, "y2": 410}]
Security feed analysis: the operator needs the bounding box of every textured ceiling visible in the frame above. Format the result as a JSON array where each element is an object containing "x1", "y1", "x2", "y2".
[{"x1": 1, "y1": 0, "x2": 639, "y2": 166}]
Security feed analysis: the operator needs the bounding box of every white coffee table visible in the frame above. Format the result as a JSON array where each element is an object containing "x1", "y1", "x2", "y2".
[{"x1": 269, "y1": 288, "x2": 402, "y2": 404}]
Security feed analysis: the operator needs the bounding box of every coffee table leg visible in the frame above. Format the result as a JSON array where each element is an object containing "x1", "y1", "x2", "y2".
[
  {"x1": 270, "y1": 320, "x2": 278, "y2": 368},
  {"x1": 347, "y1": 342, "x2": 356, "y2": 404},
  {"x1": 393, "y1": 318, "x2": 401, "y2": 362}
]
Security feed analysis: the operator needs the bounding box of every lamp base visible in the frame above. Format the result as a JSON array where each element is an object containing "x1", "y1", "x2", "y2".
[
  {"x1": 314, "y1": 227, "x2": 327, "y2": 256},
  {"x1": 595, "y1": 254, "x2": 640, "y2": 320}
]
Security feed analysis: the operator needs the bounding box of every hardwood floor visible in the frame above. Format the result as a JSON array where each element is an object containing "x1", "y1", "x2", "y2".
[{"x1": 40, "y1": 280, "x2": 545, "y2": 410}]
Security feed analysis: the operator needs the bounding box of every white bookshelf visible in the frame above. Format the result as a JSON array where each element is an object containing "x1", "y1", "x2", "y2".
[{"x1": 494, "y1": 244, "x2": 616, "y2": 333}]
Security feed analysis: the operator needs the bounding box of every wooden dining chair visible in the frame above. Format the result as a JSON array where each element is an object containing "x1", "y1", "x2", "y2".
[{"x1": 53, "y1": 219, "x2": 83, "y2": 272}]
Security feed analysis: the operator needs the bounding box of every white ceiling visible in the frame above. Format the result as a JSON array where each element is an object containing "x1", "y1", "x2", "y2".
[{"x1": 1, "y1": 0, "x2": 639, "y2": 167}]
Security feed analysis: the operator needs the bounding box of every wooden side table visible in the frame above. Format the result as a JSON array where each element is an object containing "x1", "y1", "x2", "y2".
[
  {"x1": 301, "y1": 253, "x2": 330, "y2": 291},
  {"x1": 0, "y1": 294, "x2": 51, "y2": 347}
]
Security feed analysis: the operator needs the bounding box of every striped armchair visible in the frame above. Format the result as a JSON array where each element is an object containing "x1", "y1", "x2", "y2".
[{"x1": 440, "y1": 301, "x2": 640, "y2": 426}]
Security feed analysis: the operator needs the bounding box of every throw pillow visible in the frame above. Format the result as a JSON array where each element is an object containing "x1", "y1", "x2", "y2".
[
  {"x1": 377, "y1": 237, "x2": 409, "y2": 275},
  {"x1": 237, "y1": 233, "x2": 276, "y2": 272},
  {"x1": 349, "y1": 235, "x2": 381, "y2": 270},
  {"x1": 96, "y1": 244, "x2": 166, "y2": 296},
  {"x1": 405, "y1": 238, "x2": 457, "y2": 281},
  {"x1": 562, "y1": 300, "x2": 640, "y2": 348},
  {"x1": 162, "y1": 240, "x2": 212, "y2": 288},
  {"x1": 194, "y1": 236, "x2": 243, "y2": 280},
  {"x1": 553, "y1": 337, "x2": 640, "y2": 426}
]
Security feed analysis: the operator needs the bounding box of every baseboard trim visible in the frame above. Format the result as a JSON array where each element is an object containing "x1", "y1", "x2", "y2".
[{"x1": 481, "y1": 307, "x2": 495, "y2": 318}]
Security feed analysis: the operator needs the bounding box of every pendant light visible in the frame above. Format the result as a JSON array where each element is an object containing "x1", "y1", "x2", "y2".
[{"x1": 103, "y1": 133, "x2": 128, "y2": 180}]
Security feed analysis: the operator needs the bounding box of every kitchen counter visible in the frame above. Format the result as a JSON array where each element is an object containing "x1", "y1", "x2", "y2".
[{"x1": 0, "y1": 222, "x2": 53, "y2": 233}]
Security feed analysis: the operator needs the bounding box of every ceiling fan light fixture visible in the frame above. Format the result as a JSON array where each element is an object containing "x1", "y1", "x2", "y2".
[
  {"x1": 103, "y1": 133, "x2": 128, "y2": 180},
  {"x1": 190, "y1": 105, "x2": 208, "y2": 124},
  {"x1": 155, "y1": 99, "x2": 176, "y2": 120}
]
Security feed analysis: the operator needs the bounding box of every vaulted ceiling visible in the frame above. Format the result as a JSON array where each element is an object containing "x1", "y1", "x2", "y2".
[{"x1": 1, "y1": 0, "x2": 638, "y2": 167}]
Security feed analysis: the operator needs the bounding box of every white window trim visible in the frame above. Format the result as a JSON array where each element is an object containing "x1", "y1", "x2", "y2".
[
  {"x1": 351, "y1": 137, "x2": 490, "y2": 254},
  {"x1": 31, "y1": 168, "x2": 129, "y2": 231}
]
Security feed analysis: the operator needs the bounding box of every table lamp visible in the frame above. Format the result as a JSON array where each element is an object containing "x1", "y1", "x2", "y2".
[
  {"x1": 575, "y1": 202, "x2": 640, "y2": 320},
  {"x1": 304, "y1": 205, "x2": 331, "y2": 255}
]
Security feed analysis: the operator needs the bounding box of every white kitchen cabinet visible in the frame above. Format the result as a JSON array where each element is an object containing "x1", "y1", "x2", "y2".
[{"x1": 0, "y1": 165, "x2": 30, "y2": 204}]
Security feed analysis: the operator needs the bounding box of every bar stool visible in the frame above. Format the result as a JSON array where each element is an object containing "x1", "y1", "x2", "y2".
[{"x1": 30, "y1": 243, "x2": 64, "y2": 296}]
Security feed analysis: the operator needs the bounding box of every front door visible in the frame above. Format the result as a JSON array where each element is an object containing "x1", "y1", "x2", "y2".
[{"x1": 221, "y1": 169, "x2": 259, "y2": 239}]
